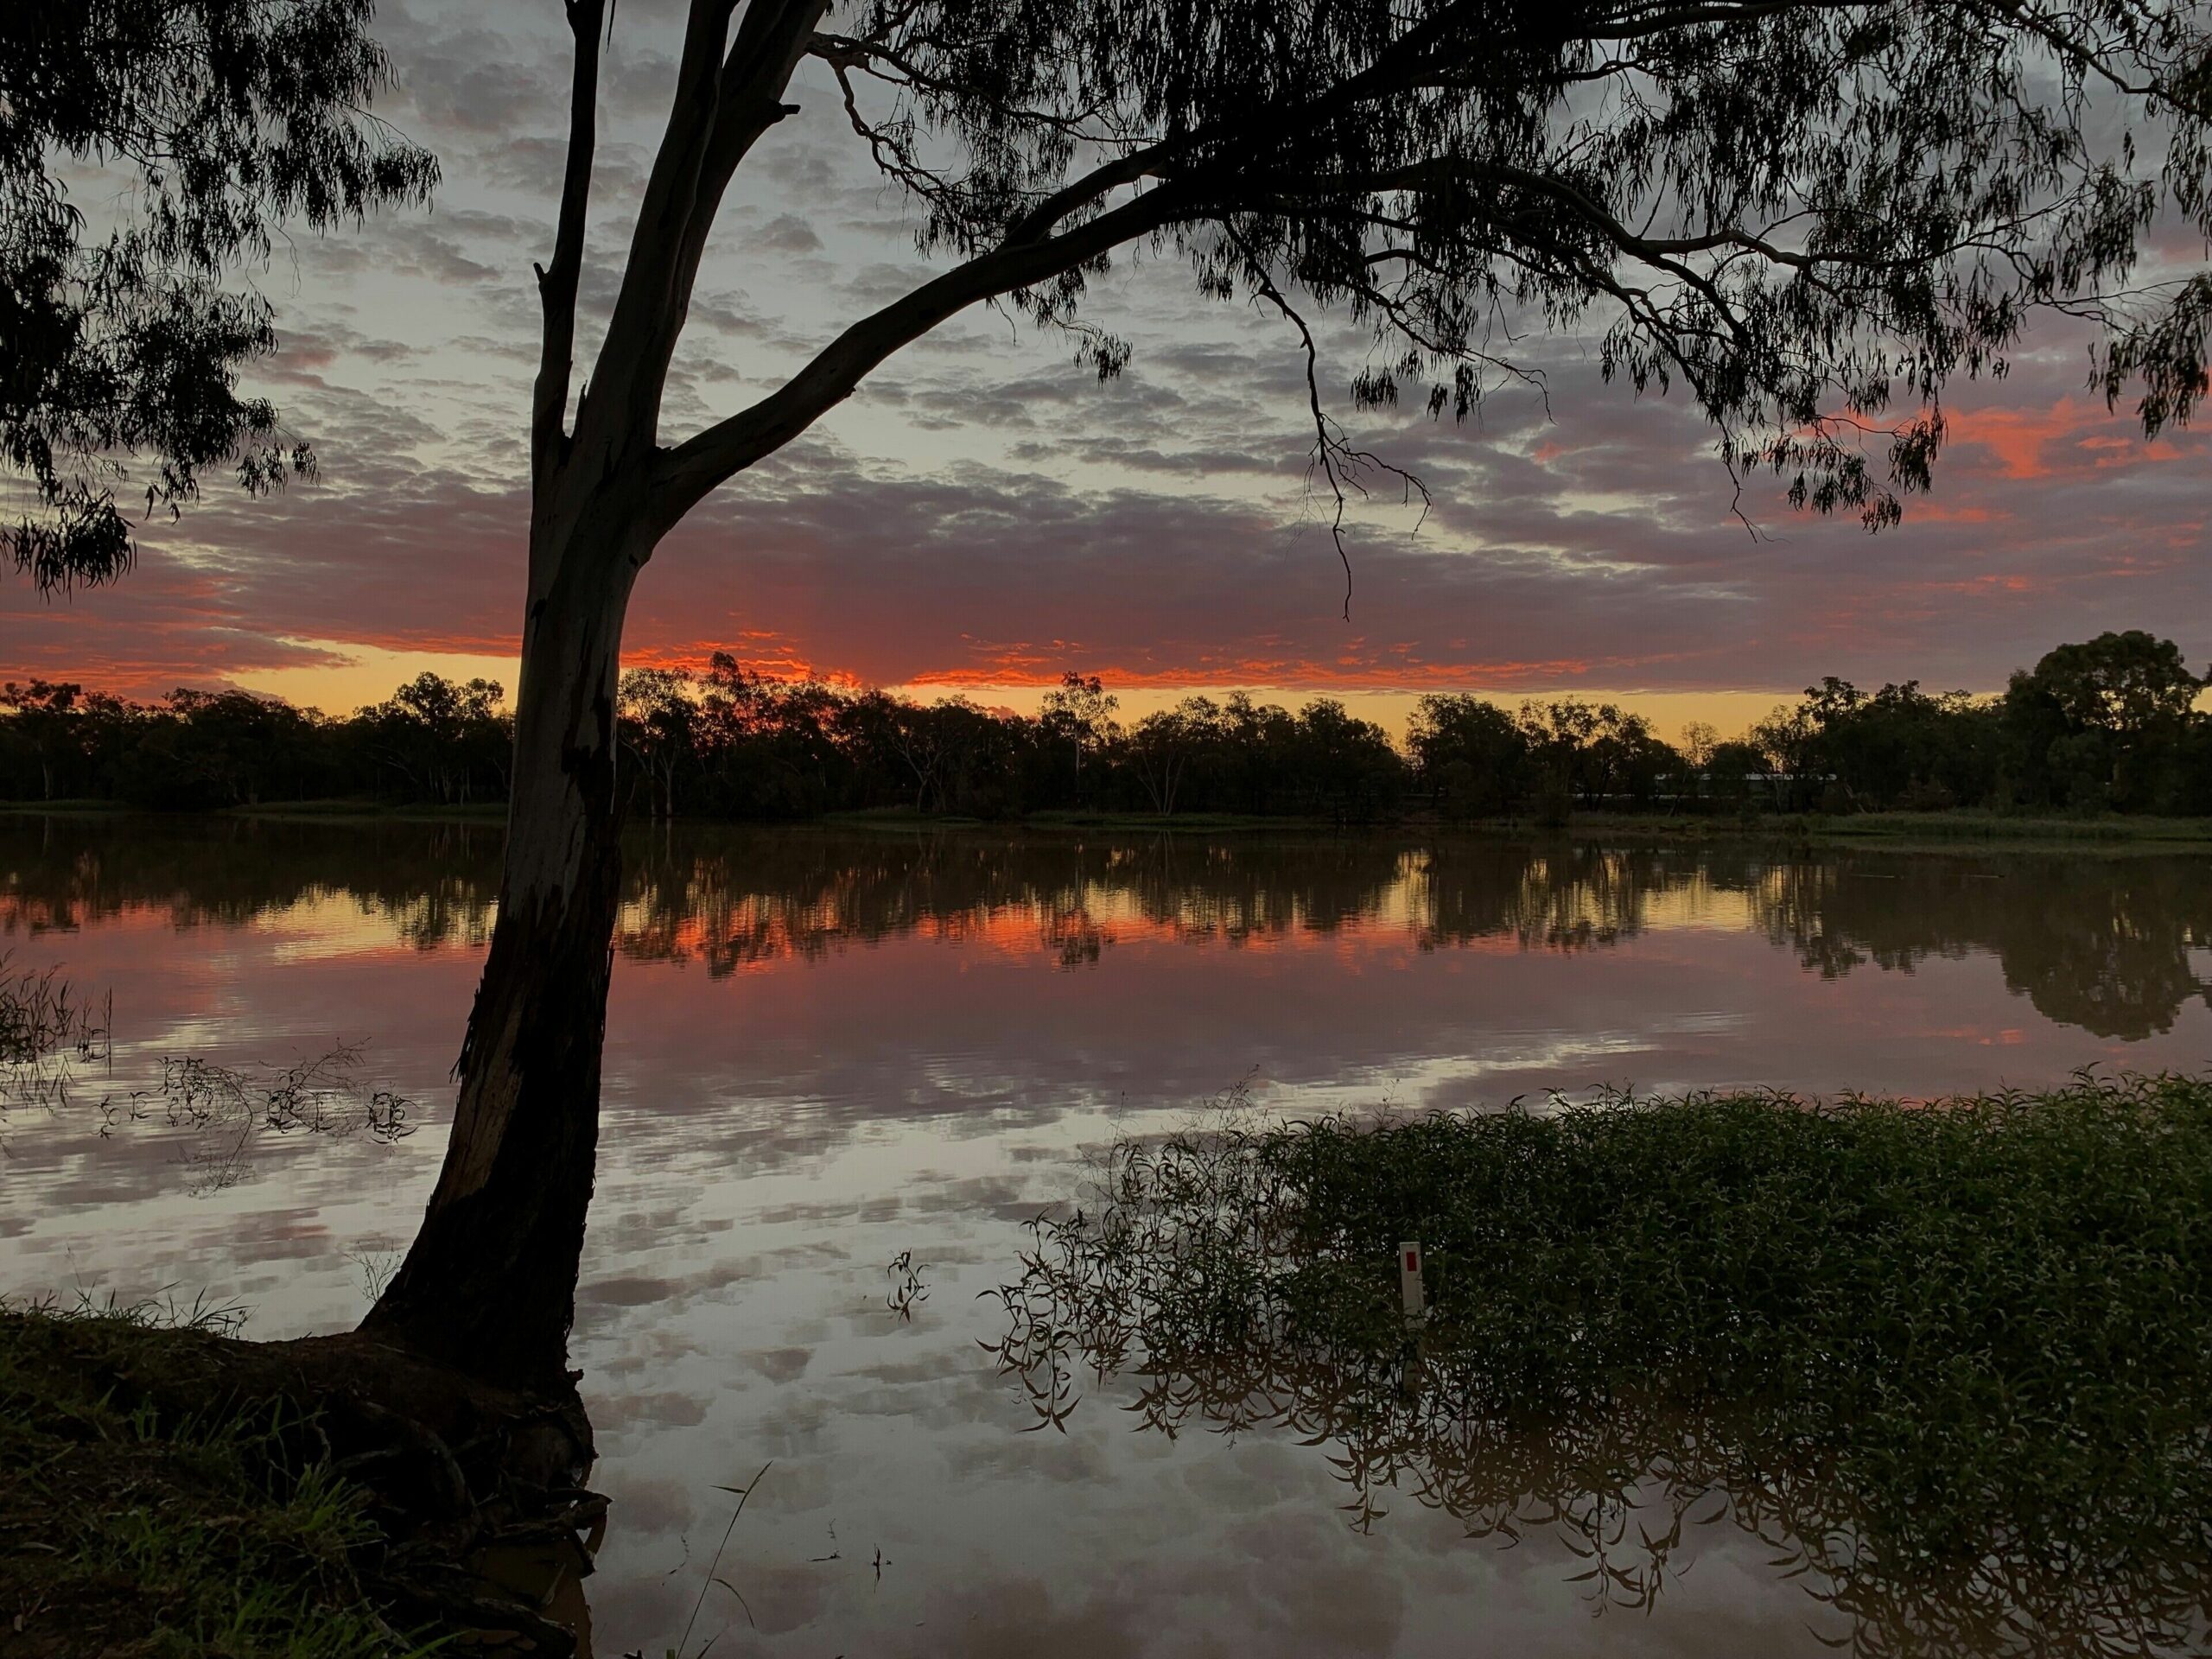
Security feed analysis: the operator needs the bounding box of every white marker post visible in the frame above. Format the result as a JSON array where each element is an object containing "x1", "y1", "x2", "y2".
[{"x1": 1399, "y1": 1240, "x2": 1425, "y2": 1323}]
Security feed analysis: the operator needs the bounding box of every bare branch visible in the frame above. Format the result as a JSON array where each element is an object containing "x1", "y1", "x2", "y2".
[
  {"x1": 578, "y1": 0, "x2": 750, "y2": 448},
  {"x1": 1228, "y1": 226, "x2": 1432, "y2": 621},
  {"x1": 531, "y1": 0, "x2": 607, "y2": 483}
]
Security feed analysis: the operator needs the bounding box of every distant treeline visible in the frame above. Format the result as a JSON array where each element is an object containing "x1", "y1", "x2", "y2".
[{"x1": 3, "y1": 630, "x2": 2209, "y2": 821}]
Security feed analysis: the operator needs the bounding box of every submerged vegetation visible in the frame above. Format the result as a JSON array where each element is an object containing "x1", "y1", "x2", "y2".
[
  {"x1": 0, "y1": 952, "x2": 108, "y2": 1068},
  {"x1": 1, "y1": 950, "x2": 417, "y2": 1188},
  {"x1": 0, "y1": 950, "x2": 111, "y2": 1122},
  {"x1": 994, "y1": 1075, "x2": 2212, "y2": 1656}
]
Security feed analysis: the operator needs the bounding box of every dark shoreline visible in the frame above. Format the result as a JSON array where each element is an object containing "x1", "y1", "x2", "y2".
[{"x1": 7, "y1": 798, "x2": 2212, "y2": 847}]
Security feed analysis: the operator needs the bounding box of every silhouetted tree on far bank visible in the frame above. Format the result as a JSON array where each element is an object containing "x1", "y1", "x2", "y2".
[
  {"x1": 2005, "y1": 632, "x2": 2210, "y2": 812},
  {"x1": 0, "y1": 682, "x2": 127, "y2": 800},
  {"x1": 8, "y1": 631, "x2": 2212, "y2": 823},
  {"x1": 617, "y1": 668, "x2": 698, "y2": 821},
  {"x1": 1040, "y1": 672, "x2": 1120, "y2": 802}
]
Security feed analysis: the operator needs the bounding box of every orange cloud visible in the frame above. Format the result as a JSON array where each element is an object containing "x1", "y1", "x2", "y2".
[{"x1": 1945, "y1": 395, "x2": 2174, "y2": 480}]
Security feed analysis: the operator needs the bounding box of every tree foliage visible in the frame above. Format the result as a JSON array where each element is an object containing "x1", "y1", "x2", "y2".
[
  {"x1": 2005, "y1": 630, "x2": 2210, "y2": 810},
  {"x1": 0, "y1": 673, "x2": 510, "y2": 810},
  {"x1": 621, "y1": 0, "x2": 2211, "y2": 578},
  {"x1": 0, "y1": 1, "x2": 437, "y2": 591}
]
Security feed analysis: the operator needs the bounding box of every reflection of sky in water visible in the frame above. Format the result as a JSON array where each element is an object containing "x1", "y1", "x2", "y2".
[{"x1": 3, "y1": 820, "x2": 2209, "y2": 1655}]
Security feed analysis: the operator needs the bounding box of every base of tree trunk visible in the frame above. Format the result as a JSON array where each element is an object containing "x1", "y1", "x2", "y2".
[{"x1": 7, "y1": 1312, "x2": 602, "y2": 1654}]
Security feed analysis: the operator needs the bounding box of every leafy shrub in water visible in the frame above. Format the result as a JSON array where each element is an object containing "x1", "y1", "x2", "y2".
[{"x1": 994, "y1": 1074, "x2": 2212, "y2": 1655}]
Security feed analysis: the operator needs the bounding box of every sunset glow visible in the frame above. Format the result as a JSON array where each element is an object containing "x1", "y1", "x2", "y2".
[{"x1": 4, "y1": 2, "x2": 2205, "y2": 711}]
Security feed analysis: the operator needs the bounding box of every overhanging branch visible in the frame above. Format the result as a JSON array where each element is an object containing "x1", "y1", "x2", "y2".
[{"x1": 649, "y1": 186, "x2": 1182, "y2": 527}]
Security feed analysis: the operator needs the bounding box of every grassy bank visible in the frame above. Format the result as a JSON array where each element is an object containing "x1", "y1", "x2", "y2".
[
  {"x1": 1430, "y1": 807, "x2": 2212, "y2": 845},
  {"x1": 0, "y1": 1299, "x2": 602, "y2": 1658},
  {"x1": 0, "y1": 799, "x2": 507, "y2": 825},
  {"x1": 1790, "y1": 808, "x2": 2212, "y2": 843},
  {"x1": 0, "y1": 798, "x2": 130, "y2": 816},
  {"x1": 228, "y1": 800, "x2": 509, "y2": 823},
  {"x1": 0, "y1": 1300, "x2": 414, "y2": 1658},
  {"x1": 999, "y1": 1072, "x2": 2212, "y2": 1648}
]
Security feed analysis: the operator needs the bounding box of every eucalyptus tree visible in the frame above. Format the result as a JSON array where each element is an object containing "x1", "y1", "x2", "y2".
[
  {"x1": 363, "y1": 0, "x2": 2206, "y2": 1387},
  {"x1": 1041, "y1": 671, "x2": 1120, "y2": 787},
  {"x1": 2, "y1": 2, "x2": 437, "y2": 590}
]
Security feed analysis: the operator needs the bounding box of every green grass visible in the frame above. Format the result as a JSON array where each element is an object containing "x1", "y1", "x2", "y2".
[
  {"x1": 819, "y1": 804, "x2": 990, "y2": 828},
  {"x1": 996, "y1": 1073, "x2": 2212, "y2": 1649},
  {"x1": 0, "y1": 799, "x2": 507, "y2": 824},
  {"x1": 1016, "y1": 808, "x2": 1325, "y2": 832},
  {"x1": 0, "y1": 1298, "x2": 429, "y2": 1659}
]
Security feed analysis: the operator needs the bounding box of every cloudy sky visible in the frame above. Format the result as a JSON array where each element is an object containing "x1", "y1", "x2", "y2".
[{"x1": 6, "y1": 0, "x2": 2209, "y2": 739}]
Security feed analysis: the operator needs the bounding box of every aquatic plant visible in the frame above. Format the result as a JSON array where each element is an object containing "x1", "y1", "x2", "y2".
[
  {"x1": 0, "y1": 954, "x2": 107, "y2": 1067},
  {"x1": 99, "y1": 1045, "x2": 418, "y2": 1193},
  {"x1": 990, "y1": 1074, "x2": 2212, "y2": 1656},
  {"x1": 0, "y1": 953, "x2": 111, "y2": 1119}
]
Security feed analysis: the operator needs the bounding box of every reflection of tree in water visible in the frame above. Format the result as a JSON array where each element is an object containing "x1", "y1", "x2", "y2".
[
  {"x1": 7, "y1": 821, "x2": 1671, "y2": 969},
  {"x1": 0, "y1": 815, "x2": 504, "y2": 950},
  {"x1": 1738, "y1": 851, "x2": 2212, "y2": 1039},
  {"x1": 617, "y1": 830, "x2": 1424, "y2": 971},
  {"x1": 617, "y1": 830, "x2": 1691, "y2": 970},
  {"x1": 7, "y1": 818, "x2": 2208, "y2": 1038},
  {"x1": 1411, "y1": 841, "x2": 1681, "y2": 951},
  {"x1": 990, "y1": 1092, "x2": 2212, "y2": 1658}
]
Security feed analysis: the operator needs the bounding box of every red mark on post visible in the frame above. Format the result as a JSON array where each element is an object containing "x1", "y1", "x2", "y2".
[{"x1": 1399, "y1": 1240, "x2": 1425, "y2": 1320}]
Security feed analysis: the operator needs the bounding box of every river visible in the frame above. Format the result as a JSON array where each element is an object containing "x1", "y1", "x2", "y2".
[{"x1": 3, "y1": 815, "x2": 2209, "y2": 1656}]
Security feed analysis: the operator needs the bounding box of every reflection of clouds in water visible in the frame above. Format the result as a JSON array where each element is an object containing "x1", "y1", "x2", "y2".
[
  {"x1": 6, "y1": 819, "x2": 2212, "y2": 1653},
  {"x1": 578, "y1": 1274, "x2": 681, "y2": 1307},
  {"x1": 556, "y1": 1173, "x2": 1861, "y2": 1657}
]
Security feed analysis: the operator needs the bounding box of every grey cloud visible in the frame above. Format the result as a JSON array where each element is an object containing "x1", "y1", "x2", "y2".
[
  {"x1": 392, "y1": 32, "x2": 563, "y2": 136},
  {"x1": 753, "y1": 214, "x2": 825, "y2": 255}
]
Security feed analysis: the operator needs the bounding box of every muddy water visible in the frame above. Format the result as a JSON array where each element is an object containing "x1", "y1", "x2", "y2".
[{"x1": 3, "y1": 816, "x2": 2209, "y2": 1656}]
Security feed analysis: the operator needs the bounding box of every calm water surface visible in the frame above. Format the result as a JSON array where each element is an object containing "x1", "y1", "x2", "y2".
[{"x1": 3, "y1": 816, "x2": 2209, "y2": 1656}]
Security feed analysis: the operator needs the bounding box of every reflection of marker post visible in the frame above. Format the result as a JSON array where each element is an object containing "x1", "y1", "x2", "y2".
[{"x1": 1399, "y1": 1240, "x2": 1425, "y2": 1322}]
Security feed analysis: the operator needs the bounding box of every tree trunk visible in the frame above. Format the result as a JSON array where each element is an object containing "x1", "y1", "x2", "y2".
[{"x1": 363, "y1": 519, "x2": 642, "y2": 1390}]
